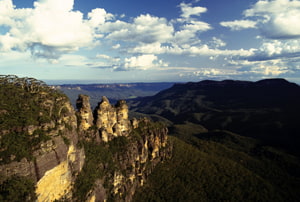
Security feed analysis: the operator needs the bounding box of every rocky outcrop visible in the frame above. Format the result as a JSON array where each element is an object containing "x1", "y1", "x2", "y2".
[
  {"x1": 0, "y1": 98, "x2": 85, "y2": 201},
  {"x1": 76, "y1": 95, "x2": 131, "y2": 142},
  {"x1": 76, "y1": 94, "x2": 94, "y2": 130},
  {"x1": 82, "y1": 119, "x2": 171, "y2": 202},
  {"x1": 0, "y1": 76, "x2": 171, "y2": 202},
  {"x1": 93, "y1": 97, "x2": 131, "y2": 142},
  {"x1": 74, "y1": 95, "x2": 172, "y2": 201}
]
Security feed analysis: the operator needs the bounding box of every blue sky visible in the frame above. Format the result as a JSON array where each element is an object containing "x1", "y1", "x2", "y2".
[{"x1": 0, "y1": 0, "x2": 300, "y2": 83}]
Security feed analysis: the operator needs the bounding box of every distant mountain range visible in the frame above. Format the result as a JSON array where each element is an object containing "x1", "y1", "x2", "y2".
[
  {"x1": 130, "y1": 78, "x2": 300, "y2": 155},
  {"x1": 54, "y1": 82, "x2": 174, "y2": 108}
]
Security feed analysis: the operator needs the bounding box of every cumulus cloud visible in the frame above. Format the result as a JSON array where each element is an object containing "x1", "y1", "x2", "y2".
[
  {"x1": 220, "y1": 20, "x2": 257, "y2": 30},
  {"x1": 210, "y1": 37, "x2": 226, "y2": 48},
  {"x1": 245, "y1": 39, "x2": 300, "y2": 61},
  {"x1": 228, "y1": 52, "x2": 295, "y2": 77},
  {"x1": 221, "y1": 0, "x2": 300, "y2": 39},
  {"x1": 172, "y1": 20, "x2": 211, "y2": 46},
  {"x1": 88, "y1": 8, "x2": 114, "y2": 27},
  {"x1": 250, "y1": 62, "x2": 290, "y2": 76},
  {"x1": 179, "y1": 2, "x2": 207, "y2": 19},
  {"x1": 1, "y1": 0, "x2": 219, "y2": 70},
  {"x1": 0, "y1": 0, "x2": 113, "y2": 59},
  {"x1": 115, "y1": 54, "x2": 168, "y2": 71},
  {"x1": 218, "y1": 0, "x2": 300, "y2": 78},
  {"x1": 6, "y1": 0, "x2": 297, "y2": 79},
  {"x1": 176, "y1": 66, "x2": 244, "y2": 81},
  {"x1": 245, "y1": 0, "x2": 300, "y2": 39},
  {"x1": 106, "y1": 14, "x2": 174, "y2": 44}
]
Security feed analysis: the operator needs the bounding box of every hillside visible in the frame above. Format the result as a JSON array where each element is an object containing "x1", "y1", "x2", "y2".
[
  {"x1": 131, "y1": 79, "x2": 300, "y2": 201},
  {"x1": 134, "y1": 133, "x2": 300, "y2": 202},
  {"x1": 130, "y1": 78, "x2": 300, "y2": 154}
]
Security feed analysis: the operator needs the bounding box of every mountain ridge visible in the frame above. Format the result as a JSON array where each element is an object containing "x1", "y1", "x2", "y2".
[{"x1": 130, "y1": 78, "x2": 300, "y2": 155}]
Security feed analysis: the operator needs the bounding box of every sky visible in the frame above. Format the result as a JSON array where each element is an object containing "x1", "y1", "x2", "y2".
[{"x1": 0, "y1": 0, "x2": 300, "y2": 83}]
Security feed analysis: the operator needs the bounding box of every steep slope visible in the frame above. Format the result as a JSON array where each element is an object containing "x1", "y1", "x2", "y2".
[
  {"x1": 0, "y1": 75, "x2": 171, "y2": 202},
  {"x1": 131, "y1": 78, "x2": 300, "y2": 154},
  {"x1": 131, "y1": 78, "x2": 300, "y2": 202},
  {"x1": 134, "y1": 134, "x2": 300, "y2": 202},
  {"x1": 0, "y1": 75, "x2": 84, "y2": 201}
]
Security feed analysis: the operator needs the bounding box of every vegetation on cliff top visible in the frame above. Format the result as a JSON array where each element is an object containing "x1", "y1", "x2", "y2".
[
  {"x1": 0, "y1": 75, "x2": 69, "y2": 164},
  {"x1": 0, "y1": 75, "x2": 68, "y2": 129}
]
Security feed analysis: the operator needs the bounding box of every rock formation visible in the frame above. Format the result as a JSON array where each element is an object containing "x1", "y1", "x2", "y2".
[
  {"x1": 0, "y1": 76, "x2": 171, "y2": 202},
  {"x1": 76, "y1": 94, "x2": 93, "y2": 130},
  {"x1": 92, "y1": 96, "x2": 131, "y2": 142},
  {"x1": 84, "y1": 118, "x2": 170, "y2": 201},
  {"x1": 0, "y1": 82, "x2": 85, "y2": 202}
]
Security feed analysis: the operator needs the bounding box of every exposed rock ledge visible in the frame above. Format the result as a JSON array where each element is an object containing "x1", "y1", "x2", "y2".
[{"x1": 0, "y1": 87, "x2": 171, "y2": 202}]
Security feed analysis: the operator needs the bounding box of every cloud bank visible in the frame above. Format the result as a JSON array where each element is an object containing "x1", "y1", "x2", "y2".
[{"x1": 0, "y1": 0, "x2": 299, "y2": 81}]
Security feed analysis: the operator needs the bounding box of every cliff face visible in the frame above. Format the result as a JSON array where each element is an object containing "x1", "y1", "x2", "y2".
[
  {"x1": 75, "y1": 95, "x2": 171, "y2": 202},
  {"x1": 0, "y1": 76, "x2": 171, "y2": 202},
  {"x1": 86, "y1": 120, "x2": 170, "y2": 202},
  {"x1": 94, "y1": 96, "x2": 130, "y2": 142},
  {"x1": 0, "y1": 76, "x2": 85, "y2": 201}
]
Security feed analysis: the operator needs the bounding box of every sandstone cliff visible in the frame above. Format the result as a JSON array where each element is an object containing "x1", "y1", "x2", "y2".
[
  {"x1": 0, "y1": 76, "x2": 171, "y2": 202},
  {"x1": 74, "y1": 94, "x2": 171, "y2": 201}
]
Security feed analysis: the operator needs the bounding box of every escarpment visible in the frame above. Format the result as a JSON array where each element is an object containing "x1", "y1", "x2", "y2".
[{"x1": 0, "y1": 76, "x2": 171, "y2": 202}]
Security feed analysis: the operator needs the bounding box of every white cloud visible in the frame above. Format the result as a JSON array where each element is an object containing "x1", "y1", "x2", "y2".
[
  {"x1": 129, "y1": 39, "x2": 255, "y2": 59},
  {"x1": 211, "y1": 37, "x2": 226, "y2": 48},
  {"x1": 0, "y1": 33, "x2": 22, "y2": 51},
  {"x1": 221, "y1": 0, "x2": 300, "y2": 39},
  {"x1": 220, "y1": 20, "x2": 257, "y2": 30},
  {"x1": 88, "y1": 8, "x2": 114, "y2": 28},
  {"x1": 0, "y1": 0, "x2": 220, "y2": 69},
  {"x1": 179, "y1": 2, "x2": 207, "y2": 19},
  {"x1": 106, "y1": 14, "x2": 174, "y2": 44},
  {"x1": 28, "y1": 2, "x2": 92, "y2": 47},
  {"x1": 0, "y1": 0, "x2": 114, "y2": 59},
  {"x1": 193, "y1": 68, "x2": 222, "y2": 76},
  {"x1": 34, "y1": 0, "x2": 74, "y2": 12},
  {"x1": 250, "y1": 63, "x2": 290, "y2": 76},
  {"x1": 244, "y1": 0, "x2": 300, "y2": 39},
  {"x1": 118, "y1": 54, "x2": 168, "y2": 71},
  {"x1": 96, "y1": 54, "x2": 111, "y2": 60},
  {"x1": 176, "y1": 66, "x2": 243, "y2": 80},
  {"x1": 112, "y1": 44, "x2": 121, "y2": 49},
  {"x1": 173, "y1": 20, "x2": 211, "y2": 46},
  {"x1": 246, "y1": 39, "x2": 300, "y2": 61},
  {"x1": 95, "y1": 53, "x2": 120, "y2": 64},
  {"x1": 228, "y1": 54, "x2": 294, "y2": 77},
  {"x1": 218, "y1": 0, "x2": 300, "y2": 76}
]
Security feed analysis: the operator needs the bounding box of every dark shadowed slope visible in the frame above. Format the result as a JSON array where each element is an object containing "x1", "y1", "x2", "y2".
[{"x1": 130, "y1": 78, "x2": 300, "y2": 154}]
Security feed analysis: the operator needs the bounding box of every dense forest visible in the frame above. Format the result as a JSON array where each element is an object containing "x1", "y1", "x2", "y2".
[{"x1": 132, "y1": 79, "x2": 300, "y2": 201}]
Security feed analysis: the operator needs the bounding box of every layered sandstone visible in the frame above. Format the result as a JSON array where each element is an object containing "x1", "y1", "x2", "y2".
[
  {"x1": 76, "y1": 94, "x2": 93, "y2": 130},
  {"x1": 0, "y1": 77, "x2": 171, "y2": 202},
  {"x1": 76, "y1": 95, "x2": 131, "y2": 142}
]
